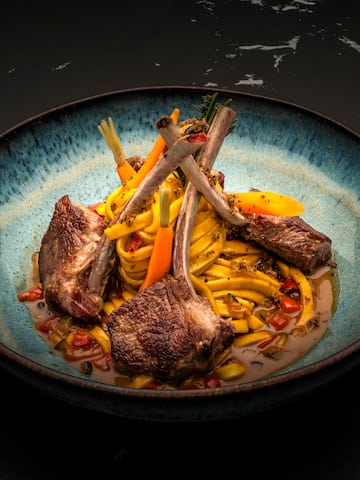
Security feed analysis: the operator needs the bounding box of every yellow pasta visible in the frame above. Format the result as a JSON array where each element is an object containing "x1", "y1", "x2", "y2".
[
  {"x1": 221, "y1": 239, "x2": 264, "y2": 256},
  {"x1": 190, "y1": 273, "x2": 219, "y2": 315},
  {"x1": 116, "y1": 236, "x2": 153, "y2": 261},
  {"x1": 203, "y1": 276, "x2": 280, "y2": 298},
  {"x1": 98, "y1": 132, "x2": 316, "y2": 361},
  {"x1": 105, "y1": 209, "x2": 153, "y2": 240},
  {"x1": 289, "y1": 266, "x2": 315, "y2": 325},
  {"x1": 212, "y1": 289, "x2": 266, "y2": 305}
]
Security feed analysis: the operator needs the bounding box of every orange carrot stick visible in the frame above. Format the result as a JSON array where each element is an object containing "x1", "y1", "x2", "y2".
[
  {"x1": 234, "y1": 191, "x2": 304, "y2": 216},
  {"x1": 125, "y1": 108, "x2": 180, "y2": 190},
  {"x1": 98, "y1": 117, "x2": 137, "y2": 183},
  {"x1": 139, "y1": 187, "x2": 174, "y2": 291}
]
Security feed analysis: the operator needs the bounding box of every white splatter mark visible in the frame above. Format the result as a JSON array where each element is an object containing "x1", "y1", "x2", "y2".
[
  {"x1": 273, "y1": 53, "x2": 286, "y2": 69},
  {"x1": 234, "y1": 74, "x2": 264, "y2": 86},
  {"x1": 271, "y1": 0, "x2": 321, "y2": 13},
  {"x1": 294, "y1": 0, "x2": 316, "y2": 5},
  {"x1": 239, "y1": 0, "x2": 322, "y2": 13},
  {"x1": 280, "y1": 5, "x2": 298, "y2": 12},
  {"x1": 7, "y1": 67, "x2": 15, "y2": 74},
  {"x1": 225, "y1": 53, "x2": 236, "y2": 59},
  {"x1": 51, "y1": 61, "x2": 71, "y2": 71},
  {"x1": 190, "y1": 18, "x2": 197, "y2": 22},
  {"x1": 204, "y1": 82, "x2": 219, "y2": 87},
  {"x1": 155, "y1": 63, "x2": 161, "y2": 67},
  {"x1": 196, "y1": 0, "x2": 215, "y2": 14},
  {"x1": 236, "y1": 35, "x2": 300, "y2": 52},
  {"x1": 338, "y1": 36, "x2": 360, "y2": 53},
  {"x1": 205, "y1": 68, "x2": 213, "y2": 75}
]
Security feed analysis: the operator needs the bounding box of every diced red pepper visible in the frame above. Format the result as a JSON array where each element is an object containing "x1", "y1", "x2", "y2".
[
  {"x1": 280, "y1": 277, "x2": 300, "y2": 294},
  {"x1": 64, "y1": 343, "x2": 103, "y2": 361},
  {"x1": 144, "y1": 381, "x2": 163, "y2": 390},
  {"x1": 203, "y1": 375, "x2": 222, "y2": 389},
  {"x1": 35, "y1": 316, "x2": 61, "y2": 334},
  {"x1": 93, "y1": 352, "x2": 112, "y2": 371},
  {"x1": 268, "y1": 312, "x2": 290, "y2": 331},
  {"x1": 280, "y1": 294, "x2": 302, "y2": 313},
  {"x1": 17, "y1": 286, "x2": 44, "y2": 302},
  {"x1": 87, "y1": 202, "x2": 103, "y2": 215},
  {"x1": 72, "y1": 328, "x2": 93, "y2": 347},
  {"x1": 127, "y1": 232, "x2": 143, "y2": 253},
  {"x1": 258, "y1": 334, "x2": 278, "y2": 349}
]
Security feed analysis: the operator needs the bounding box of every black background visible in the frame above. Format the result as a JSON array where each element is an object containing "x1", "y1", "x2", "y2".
[{"x1": 1, "y1": 1, "x2": 359, "y2": 478}]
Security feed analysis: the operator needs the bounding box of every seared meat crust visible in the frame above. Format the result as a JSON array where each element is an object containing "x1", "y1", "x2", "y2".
[
  {"x1": 237, "y1": 213, "x2": 333, "y2": 273},
  {"x1": 108, "y1": 274, "x2": 235, "y2": 382},
  {"x1": 38, "y1": 194, "x2": 112, "y2": 321}
]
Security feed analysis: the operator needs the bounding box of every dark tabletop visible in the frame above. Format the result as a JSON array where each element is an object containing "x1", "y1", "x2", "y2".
[{"x1": 1, "y1": 2, "x2": 360, "y2": 478}]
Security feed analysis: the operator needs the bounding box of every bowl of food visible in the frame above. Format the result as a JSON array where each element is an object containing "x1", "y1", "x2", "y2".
[{"x1": 0, "y1": 86, "x2": 359, "y2": 422}]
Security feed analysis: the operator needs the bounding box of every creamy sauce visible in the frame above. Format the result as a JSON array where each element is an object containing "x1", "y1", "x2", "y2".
[
  {"x1": 228, "y1": 269, "x2": 335, "y2": 384},
  {"x1": 24, "y1": 259, "x2": 337, "y2": 390}
]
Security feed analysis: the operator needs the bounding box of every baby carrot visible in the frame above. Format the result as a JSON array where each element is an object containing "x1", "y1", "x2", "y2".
[
  {"x1": 98, "y1": 117, "x2": 137, "y2": 183},
  {"x1": 234, "y1": 191, "x2": 304, "y2": 216},
  {"x1": 139, "y1": 186, "x2": 174, "y2": 291},
  {"x1": 125, "y1": 108, "x2": 180, "y2": 190}
]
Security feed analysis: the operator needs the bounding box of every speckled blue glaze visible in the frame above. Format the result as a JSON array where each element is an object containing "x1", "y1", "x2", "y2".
[{"x1": 0, "y1": 87, "x2": 359, "y2": 420}]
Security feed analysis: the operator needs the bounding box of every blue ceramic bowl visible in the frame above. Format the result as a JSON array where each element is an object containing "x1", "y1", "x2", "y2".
[{"x1": 0, "y1": 87, "x2": 359, "y2": 421}]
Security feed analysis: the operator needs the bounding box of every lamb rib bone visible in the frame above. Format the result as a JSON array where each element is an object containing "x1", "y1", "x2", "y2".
[
  {"x1": 87, "y1": 132, "x2": 208, "y2": 299},
  {"x1": 156, "y1": 115, "x2": 246, "y2": 228},
  {"x1": 163, "y1": 104, "x2": 238, "y2": 290}
]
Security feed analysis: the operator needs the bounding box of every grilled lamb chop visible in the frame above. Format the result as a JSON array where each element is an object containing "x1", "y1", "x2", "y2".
[
  {"x1": 233, "y1": 213, "x2": 333, "y2": 273},
  {"x1": 107, "y1": 106, "x2": 236, "y2": 383},
  {"x1": 38, "y1": 194, "x2": 110, "y2": 320},
  {"x1": 39, "y1": 134, "x2": 207, "y2": 322}
]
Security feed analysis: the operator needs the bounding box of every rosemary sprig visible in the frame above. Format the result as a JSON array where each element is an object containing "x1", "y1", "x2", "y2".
[
  {"x1": 193, "y1": 92, "x2": 236, "y2": 134},
  {"x1": 174, "y1": 92, "x2": 236, "y2": 184}
]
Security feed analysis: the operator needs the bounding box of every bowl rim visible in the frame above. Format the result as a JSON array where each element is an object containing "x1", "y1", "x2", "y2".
[{"x1": 1, "y1": 84, "x2": 359, "y2": 403}]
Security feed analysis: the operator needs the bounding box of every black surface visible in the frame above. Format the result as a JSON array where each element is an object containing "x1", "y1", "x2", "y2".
[{"x1": 1, "y1": 1, "x2": 359, "y2": 478}]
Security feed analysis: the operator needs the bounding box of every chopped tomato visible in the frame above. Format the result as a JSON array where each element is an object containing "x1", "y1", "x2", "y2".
[
  {"x1": 17, "y1": 286, "x2": 44, "y2": 302},
  {"x1": 280, "y1": 294, "x2": 302, "y2": 313},
  {"x1": 268, "y1": 312, "x2": 290, "y2": 331},
  {"x1": 72, "y1": 328, "x2": 93, "y2": 347}
]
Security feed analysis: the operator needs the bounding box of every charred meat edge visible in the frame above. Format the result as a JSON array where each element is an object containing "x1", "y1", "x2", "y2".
[
  {"x1": 235, "y1": 212, "x2": 333, "y2": 274},
  {"x1": 107, "y1": 106, "x2": 236, "y2": 382}
]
